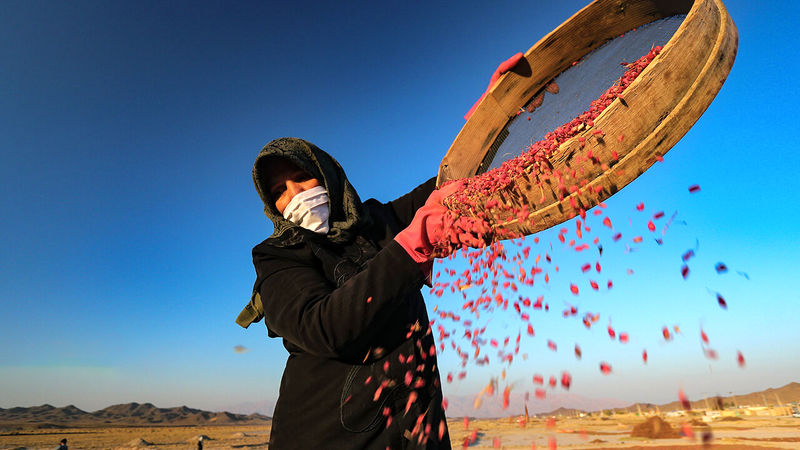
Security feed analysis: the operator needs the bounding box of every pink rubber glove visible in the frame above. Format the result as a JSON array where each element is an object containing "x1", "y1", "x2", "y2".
[
  {"x1": 394, "y1": 181, "x2": 463, "y2": 264},
  {"x1": 464, "y1": 52, "x2": 524, "y2": 121}
]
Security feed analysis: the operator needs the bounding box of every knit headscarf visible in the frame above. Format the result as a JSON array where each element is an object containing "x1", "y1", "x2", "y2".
[{"x1": 253, "y1": 137, "x2": 370, "y2": 246}]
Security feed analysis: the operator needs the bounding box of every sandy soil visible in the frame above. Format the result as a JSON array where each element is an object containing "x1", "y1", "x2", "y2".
[
  {"x1": 1, "y1": 415, "x2": 799, "y2": 449},
  {"x1": 0, "y1": 424, "x2": 270, "y2": 450},
  {"x1": 450, "y1": 415, "x2": 800, "y2": 449}
]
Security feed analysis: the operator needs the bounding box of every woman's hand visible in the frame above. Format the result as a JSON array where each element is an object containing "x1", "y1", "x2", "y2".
[{"x1": 393, "y1": 181, "x2": 464, "y2": 263}]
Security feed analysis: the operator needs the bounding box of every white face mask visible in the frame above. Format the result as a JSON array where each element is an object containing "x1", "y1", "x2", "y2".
[{"x1": 281, "y1": 185, "x2": 330, "y2": 234}]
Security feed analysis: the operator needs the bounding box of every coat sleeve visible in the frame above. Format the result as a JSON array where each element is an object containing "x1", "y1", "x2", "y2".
[
  {"x1": 387, "y1": 176, "x2": 436, "y2": 229},
  {"x1": 256, "y1": 240, "x2": 426, "y2": 361}
]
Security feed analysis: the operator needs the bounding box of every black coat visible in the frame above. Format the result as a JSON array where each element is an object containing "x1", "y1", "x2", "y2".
[{"x1": 252, "y1": 178, "x2": 451, "y2": 449}]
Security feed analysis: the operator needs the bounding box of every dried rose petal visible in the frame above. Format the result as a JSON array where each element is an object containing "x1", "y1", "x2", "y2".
[{"x1": 679, "y1": 388, "x2": 691, "y2": 410}]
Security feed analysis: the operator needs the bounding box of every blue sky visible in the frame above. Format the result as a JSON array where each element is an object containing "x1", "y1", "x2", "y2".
[{"x1": 1, "y1": 0, "x2": 799, "y2": 414}]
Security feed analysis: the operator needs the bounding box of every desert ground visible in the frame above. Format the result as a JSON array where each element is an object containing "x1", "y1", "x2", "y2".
[{"x1": 2, "y1": 415, "x2": 800, "y2": 449}]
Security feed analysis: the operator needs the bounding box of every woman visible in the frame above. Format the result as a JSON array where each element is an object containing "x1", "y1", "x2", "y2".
[{"x1": 237, "y1": 137, "x2": 456, "y2": 449}]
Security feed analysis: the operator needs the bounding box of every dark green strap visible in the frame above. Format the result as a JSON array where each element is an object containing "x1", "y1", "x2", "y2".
[{"x1": 236, "y1": 291, "x2": 264, "y2": 328}]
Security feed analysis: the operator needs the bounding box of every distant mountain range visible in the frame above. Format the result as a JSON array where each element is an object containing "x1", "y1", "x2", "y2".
[
  {"x1": 443, "y1": 391, "x2": 630, "y2": 418},
  {"x1": 622, "y1": 382, "x2": 800, "y2": 415},
  {"x1": 533, "y1": 382, "x2": 800, "y2": 418},
  {"x1": 3, "y1": 383, "x2": 797, "y2": 428},
  {"x1": 440, "y1": 382, "x2": 800, "y2": 419},
  {"x1": 0, "y1": 402, "x2": 270, "y2": 430}
]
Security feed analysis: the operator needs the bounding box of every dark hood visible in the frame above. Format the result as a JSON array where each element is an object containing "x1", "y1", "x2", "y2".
[{"x1": 253, "y1": 137, "x2": 370, "y2": 246}]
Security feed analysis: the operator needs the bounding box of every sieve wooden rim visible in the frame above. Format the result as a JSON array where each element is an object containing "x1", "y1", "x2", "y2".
[{"x1": 437, "y1": 0, "x2": 738, "y2": 237}]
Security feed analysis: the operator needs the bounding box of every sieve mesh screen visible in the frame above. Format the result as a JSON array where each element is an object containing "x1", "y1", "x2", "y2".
[{"x1": 485, "y1": 15, "x2": 686, "y2": 172}]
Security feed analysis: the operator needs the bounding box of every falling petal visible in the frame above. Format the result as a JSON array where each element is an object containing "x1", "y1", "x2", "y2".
[
  {"x1": 681, "y1": 422, "x2": 695, "y2": 440},
  {"x1": 736, "y1": 271, "x2": 750, "y2": 280},
  {"x1": 679, "y1": 388, "x2": 691, "y2": 410},
  {"x1": 561, "y1": 371, "x2": 572, "y2": 390}
]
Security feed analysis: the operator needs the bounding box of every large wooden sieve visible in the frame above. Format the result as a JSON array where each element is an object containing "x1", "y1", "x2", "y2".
[{"x1": 437, "y1": 0, "x2": 737, "y2": 237}]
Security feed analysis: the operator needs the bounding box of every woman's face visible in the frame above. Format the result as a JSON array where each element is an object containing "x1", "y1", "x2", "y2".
[{"x1": 264, "y1": 158, "x2": 322, "y2": 215}]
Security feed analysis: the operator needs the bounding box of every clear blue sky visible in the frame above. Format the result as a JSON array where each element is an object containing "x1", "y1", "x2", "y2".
[{"x1": 1, "y1": 0, "x2": 798, "y2": 414}]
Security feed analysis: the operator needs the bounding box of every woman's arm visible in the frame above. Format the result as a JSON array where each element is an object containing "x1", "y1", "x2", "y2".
[
  {"x1": 387, "y1": 177, "x2": 436, "y2": 229},
  {"x1": 256, "y1": 240, "x2": 425, "y2": 362}
]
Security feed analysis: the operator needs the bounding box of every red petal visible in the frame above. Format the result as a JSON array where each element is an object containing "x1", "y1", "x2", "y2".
[
  {"x1": 679, "y1": 388, "x2": 691, "y2": 410},
  {"x1": 561, "y1": 371, "x2": 572, "y2": 390}
]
